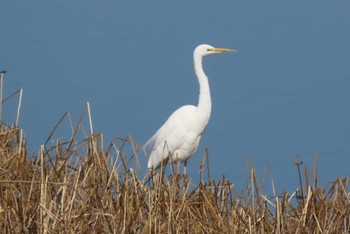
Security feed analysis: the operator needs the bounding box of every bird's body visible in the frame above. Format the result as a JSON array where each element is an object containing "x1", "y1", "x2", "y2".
[
  {"x1": 146, "y1": 44, "x2": 236, "y2": 170},
  {"x1": 147, "y1": 105, "x2": 205, "y2": 168}
]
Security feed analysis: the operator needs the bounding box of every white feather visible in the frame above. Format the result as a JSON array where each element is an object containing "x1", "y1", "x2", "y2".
[{"x1": 145, "y1": 44, "x2": 236, "y2": 169}]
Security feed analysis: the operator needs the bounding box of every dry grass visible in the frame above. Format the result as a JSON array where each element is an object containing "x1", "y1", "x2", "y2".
[
  {"x1": 0, "y1": 80, "x2": 349, "y2": 233},
  {"x1": 1, "y1": 120, "x2": 349, "y2": 233}
]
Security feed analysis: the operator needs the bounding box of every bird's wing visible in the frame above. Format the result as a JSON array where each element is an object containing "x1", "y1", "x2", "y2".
[
  {"x1": 145, "y1": 105, "x2": 195, "y2": 151},
  {"x1": 145, "y1": 105, "x2": 196, "y2": 167}
]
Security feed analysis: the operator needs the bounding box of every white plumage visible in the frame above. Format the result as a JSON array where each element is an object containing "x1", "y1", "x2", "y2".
[{"x1": 145, "y1": 44, "x2": 236, "y2": 171}]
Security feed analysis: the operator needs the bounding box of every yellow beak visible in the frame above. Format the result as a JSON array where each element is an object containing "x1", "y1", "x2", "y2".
[{"x1": 210, "y1": 48, "x2": 238, "y2": 53}]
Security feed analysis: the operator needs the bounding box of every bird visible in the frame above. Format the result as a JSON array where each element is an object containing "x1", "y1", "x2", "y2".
[{"x1": 145, "y1": 44, "x2": 237, "y2": 174}]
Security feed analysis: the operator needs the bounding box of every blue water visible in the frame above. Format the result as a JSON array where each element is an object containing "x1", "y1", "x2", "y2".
[{"x1": 1, "y1": 1, "x2": 349, "y2": 193}]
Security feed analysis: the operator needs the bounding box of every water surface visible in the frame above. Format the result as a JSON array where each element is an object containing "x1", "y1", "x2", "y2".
[{"x1": 1, "y1": 1, "x2": 349, "y2": 192}]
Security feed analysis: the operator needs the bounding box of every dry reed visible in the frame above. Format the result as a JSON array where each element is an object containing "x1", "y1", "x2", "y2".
[{"x1": 0, "y1": 81, "x2": 349, "y2": 233}]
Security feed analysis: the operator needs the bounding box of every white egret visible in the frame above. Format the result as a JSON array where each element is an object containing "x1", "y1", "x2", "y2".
[{"x1": 145, "y1": 44, "x2": 236, "y2": 174}]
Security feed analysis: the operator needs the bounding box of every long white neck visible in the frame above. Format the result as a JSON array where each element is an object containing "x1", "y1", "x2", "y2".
[{"x1": 194, "y1": 55, "x2": 212, "y2": 125}]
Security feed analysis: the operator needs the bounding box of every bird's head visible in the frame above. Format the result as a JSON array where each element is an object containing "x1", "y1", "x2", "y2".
[{"x1": 194, "y1": 44, "x2": 237, "y2": 58}]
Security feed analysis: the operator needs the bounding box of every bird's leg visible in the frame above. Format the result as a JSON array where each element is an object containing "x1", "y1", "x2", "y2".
[
  {"x1": 184, "y1": 160, "x2": 187, "y2": 178},
  {"x1": 176, "y1": 161, "x2": 181, "y2": 175},
  {"x1": 146, "y1": 168, "x2": 154, "y2": 187}
]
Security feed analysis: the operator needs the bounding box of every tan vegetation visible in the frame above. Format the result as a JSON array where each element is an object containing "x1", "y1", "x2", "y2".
[{"x1": 0, "y1": 82, "x2": 349, "y2": 233}]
